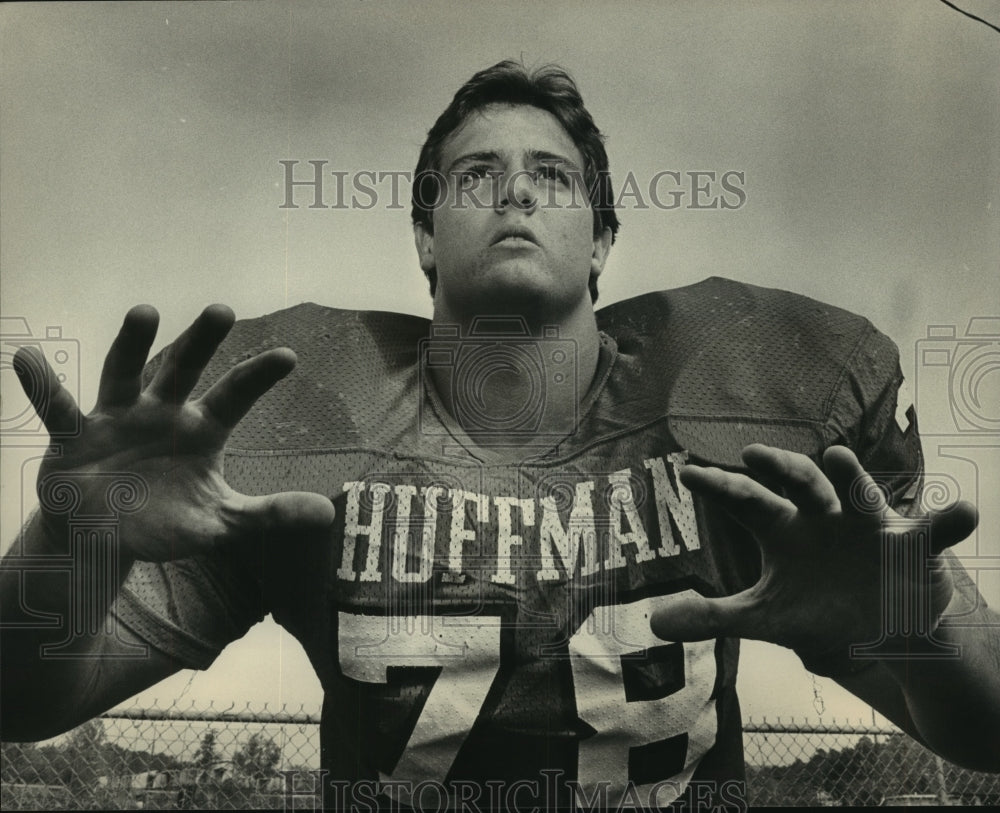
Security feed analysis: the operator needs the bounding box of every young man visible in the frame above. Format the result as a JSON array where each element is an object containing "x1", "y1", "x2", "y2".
[{"x1": 2, "y1": 61, "x2": 998, "y2": 811}]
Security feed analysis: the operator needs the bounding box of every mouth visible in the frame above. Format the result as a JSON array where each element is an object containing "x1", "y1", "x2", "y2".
[{"x1": 491, "y1": 226, "x2": 538, "y2": 246}]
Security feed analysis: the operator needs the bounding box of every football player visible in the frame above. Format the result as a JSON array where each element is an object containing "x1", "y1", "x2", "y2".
[{"x1": 2, "y1": 61, "x2": 998, "y2": 811}]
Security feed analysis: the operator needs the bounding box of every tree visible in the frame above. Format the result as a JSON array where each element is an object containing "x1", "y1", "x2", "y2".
[
  {"x1": 193, "y1": 730, "x2": 219, "y2": 768},
  {"x1": 66, "y1": 718, "x2": 107, "y2": 751},
  {"x1": 59, "y1": 718, "x2": 112, "y2": 789},
  {"x1": 232, "y1": 733, "x2": 281, "y2": 789}
]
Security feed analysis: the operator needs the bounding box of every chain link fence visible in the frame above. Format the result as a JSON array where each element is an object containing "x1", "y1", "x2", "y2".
[
  {"x1": 742, "y1": 718, "x2": 999, "y2": 806},
  {"x1": 2, "y1": 703, "x2": 998, "y2": 809}
]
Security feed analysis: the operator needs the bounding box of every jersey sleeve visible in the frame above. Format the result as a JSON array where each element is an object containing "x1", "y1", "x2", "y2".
[
  {"x1": 828, "y1": 323, "x2": 924, "y2": 516},
  {"x1": 836, "y1": 325, "x2": 989, "y2": 620},
  {"x1": 109, "y1": 537, "x2": 266, "y2": 668}
]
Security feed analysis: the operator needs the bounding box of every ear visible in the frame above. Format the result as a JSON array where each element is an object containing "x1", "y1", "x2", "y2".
[
  {"x1": 414, "y1": 222, "x2": 436, "y2": 274},
  {"x1": 590, "y1": 227, "x2": 613, "y2": 281}
]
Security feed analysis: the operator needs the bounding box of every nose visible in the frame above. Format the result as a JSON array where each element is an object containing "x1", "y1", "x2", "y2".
[{"x1": 496, "y1": 169, "x2": 538, "y2": 213}]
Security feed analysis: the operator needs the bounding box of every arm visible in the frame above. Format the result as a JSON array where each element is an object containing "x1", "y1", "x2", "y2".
[
  {"x1": 835, "y1": 554, "x2": 1000, "y2": 772},
  {"x1": 0, "y1": 305, "x2": 335, "y2": 741},
  {"x1": 649, "y1": 444, "x2": 1000, "y2": 772},
  {"x1": 1, "y1": 514, "x2": 184, "y2": 740}
]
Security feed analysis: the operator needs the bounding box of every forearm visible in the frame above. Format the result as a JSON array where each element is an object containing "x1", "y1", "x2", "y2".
[
  {"x1": 887, "y1": 605, "x2": 1000, "y2": 771},
  {"x1": 837, "y1": 597, "x2": 1000, "y2": 772},
  {"x1": 0, "y1": 509, "x2": 138, "y2": 740},
  {"x1": 1, "y1": 306, "x2": 313, "y2": 741}
]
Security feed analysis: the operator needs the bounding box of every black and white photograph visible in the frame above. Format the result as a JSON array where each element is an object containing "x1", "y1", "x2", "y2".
[{"x1": 1, "y1": 1, "x2": 998, "y2": 809}]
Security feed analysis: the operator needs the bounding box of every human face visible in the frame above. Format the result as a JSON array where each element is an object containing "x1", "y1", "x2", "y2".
[{"x1": 414, "y1": 104, "x2": 611, "y2": 319}]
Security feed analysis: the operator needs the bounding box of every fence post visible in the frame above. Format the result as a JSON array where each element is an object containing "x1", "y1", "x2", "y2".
[{"x1": 935, "y1": 755, "x2": 951, "y2": 805}]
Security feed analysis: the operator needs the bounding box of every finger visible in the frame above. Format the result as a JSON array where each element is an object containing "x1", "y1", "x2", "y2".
[
  {"x1": 198, "y1": 347, "x2": 297, "y2": 429},
  {"x1": 12, "y1": 346, "x2": 83, "y2": 436},
  {"x1": 741, "y1": 444, "x2": 840, "y2": 514},
  {"x1": 96, "y1": 305, "x2": 160, "y2": 408},
  {"x1": 928, "y1": 501, "x2": 979, "y2": 554},
  {"x1": 147, "y1": 305, "x2": 235, "y2": 403},
  {"x1": 650, "y1": 592, "x2": 754, "y2": 642},
  {"x1": 680, "y1": 464, "x2": 792, "y2": 534},
  {"x1": 239, "y1": 491, "x2": 336, "y2": 536},
  {"x1": 822, "y1": 445, "x2": 889, "y2": 516}
]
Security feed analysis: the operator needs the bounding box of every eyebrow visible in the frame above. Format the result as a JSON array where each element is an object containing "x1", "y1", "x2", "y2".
[
  {"x1": 528, "y1": 150, "x2": 584, "y2": 176},
  {"x1": 445, "y1": 151, "x2": 500, "y2": 174},
  {"x1": 445, "y1": 149, "x2": 584, "y2": 176}
]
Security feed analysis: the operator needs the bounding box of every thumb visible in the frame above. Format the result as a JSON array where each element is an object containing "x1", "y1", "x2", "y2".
[
  {"x1": 14, "y1": 345, "x2": 83, "y2": 436},
  {"x1": 650, "y1": 592, "x2": 751, "y2": 642},
  {"x1": 927, "y1": 500, "x2": 979, "y2": 555},
  {"x1": 243, "y1": 490, "x2": 336, "y2": 536}
]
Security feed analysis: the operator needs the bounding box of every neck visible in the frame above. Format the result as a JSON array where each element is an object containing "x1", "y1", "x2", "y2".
[{"x1": 428, "y1": 293, "x2": 602, "y2": 444}]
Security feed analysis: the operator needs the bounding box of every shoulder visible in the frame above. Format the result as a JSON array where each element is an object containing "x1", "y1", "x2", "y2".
[
  {"x1": 593, "y1": 277, "x2": 903, "y2": 464},
  {"x1": 211, "y1": 302, "x2": 429, "y2": 369},
  {"x1": 187, "y1": 303, "x2": 431, "y2": 450},
  {"x1": 596, "y1": 276, "x2": 894, "y2": 362}
]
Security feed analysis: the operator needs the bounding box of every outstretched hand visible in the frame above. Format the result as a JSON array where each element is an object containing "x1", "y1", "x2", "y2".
[
  {"x1": 650, "y1": 444, "x2": 978, "y2": 664},
  {"x1": 13, "y1": 305, "x2": 336, "y2": 561}
]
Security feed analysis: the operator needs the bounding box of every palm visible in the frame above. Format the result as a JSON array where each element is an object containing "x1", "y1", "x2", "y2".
[
  {"x1": 650, "y1": 445, "x2": 975, "y2": 664},
  {"x1": 18, "y1": 305, "x2": 335, "y2": 562},
  {"x1": 748, "y1": 506, "x2": 949, "y2": 654}
]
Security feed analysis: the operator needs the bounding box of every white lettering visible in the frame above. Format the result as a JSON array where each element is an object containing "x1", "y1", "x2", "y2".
[
  {"x1": 604, "y1": 469, "x2": 656, "y2": 570},
  {"x1": 337, "y1": 481, "x2": 391, "y2": 581},
  {"x1": 537, "y1": 481, "x2": 600, "y2": 580},
  {"x1": 644, "y1": 454, "x2": 700, "y2": 556},
  {"x1": 492, "y1": 497, "x2": 535, "y2": 585},
  {"x1": 448, "y1": 490, "x2": 489, "y2": 573},
  {"x1": 390, "y1": 484, "x2": 435, "y2": 583}
]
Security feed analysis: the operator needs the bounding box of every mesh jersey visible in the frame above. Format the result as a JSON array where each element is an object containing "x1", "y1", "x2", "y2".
[{"x1": 113, "y1": 277, "x2": 921, "y2": 810}]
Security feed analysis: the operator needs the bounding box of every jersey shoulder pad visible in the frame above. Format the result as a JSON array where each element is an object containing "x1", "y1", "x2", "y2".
[
  {"x1": 149, "y1": 303, "x2": 430, "y2": 450},
  {"x1": 595, "y1": 277, "x2": 902, "y2": 464}
]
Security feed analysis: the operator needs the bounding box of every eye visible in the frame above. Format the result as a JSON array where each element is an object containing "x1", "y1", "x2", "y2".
[
  {"x1": 456, "y1": 165, "x2": 494, "y2": 189},
  {"x1": 534, "y1": 163, "x2": 569, "y2": 185}
]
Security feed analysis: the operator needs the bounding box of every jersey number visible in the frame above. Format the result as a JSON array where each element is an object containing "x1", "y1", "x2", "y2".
[{"x1": 338, "y1": 593, "x2": 717, "y2": 806}]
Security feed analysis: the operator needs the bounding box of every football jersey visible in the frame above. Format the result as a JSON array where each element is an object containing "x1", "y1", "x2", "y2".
[{"x1": 113, "y1": 277, "x2": 921, "y2": 810}]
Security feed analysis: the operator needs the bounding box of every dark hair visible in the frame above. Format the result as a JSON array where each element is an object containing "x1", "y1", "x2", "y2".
[{"x1": 411, "y1": 60, "x2": 619, "y2": 302}]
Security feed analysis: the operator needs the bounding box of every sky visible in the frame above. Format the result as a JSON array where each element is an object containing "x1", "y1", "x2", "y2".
[{"x1": 1, "y1": 0, "x2": 998, "y2": 738}]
